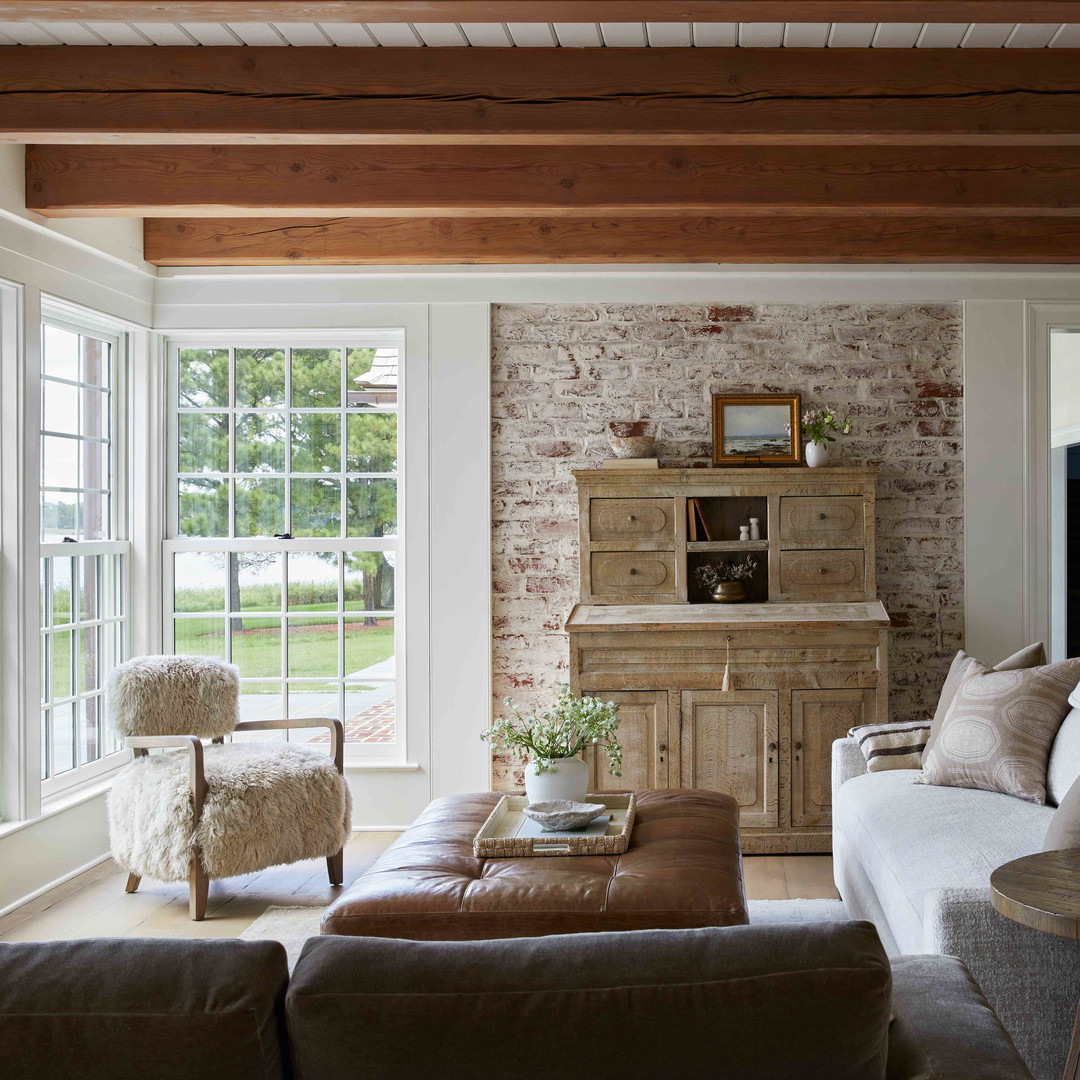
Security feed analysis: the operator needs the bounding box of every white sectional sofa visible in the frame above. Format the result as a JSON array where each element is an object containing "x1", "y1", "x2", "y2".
[{"x1": 832, "y1": 703, "x2": 1080, "y2": 1080}]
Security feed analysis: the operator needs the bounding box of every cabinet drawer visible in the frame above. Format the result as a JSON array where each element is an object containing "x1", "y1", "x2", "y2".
[
  {"x1": 779, "y1": 496, "x2": 864, "y2": 542},
  {"x1": 591, "y1": 551, "x2": 677, "y2": 596},
  {"x1": 590, "y1": 498, "x2": 676, "y2": 543},
  {"x1": 779, "y1": 549, "x2": 865, "y2": 598}
]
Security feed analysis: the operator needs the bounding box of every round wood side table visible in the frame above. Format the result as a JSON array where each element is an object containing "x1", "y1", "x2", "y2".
[{"x1": 991, "y1": 849, "x2": 1080, "y2": 1080}]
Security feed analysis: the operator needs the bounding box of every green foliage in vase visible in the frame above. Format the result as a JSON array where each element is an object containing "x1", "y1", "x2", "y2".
[
  {"x1": 802, "y1": 407, "x2": 851, "y2": 447},
  {"x1": 481, "y1": 685, "x2": 623, "y2": 775}
]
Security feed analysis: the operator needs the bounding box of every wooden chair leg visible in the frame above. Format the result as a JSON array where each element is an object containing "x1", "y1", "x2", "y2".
[
  {"x1": 124, "y1": 873, "x2": 141, "y2": 894},
  {"x1": 189, "y1": 856, "x2": 209, "y2": 921},
  {"x1": 327, "y1": 848, "x2": 344, "y2": 886}
]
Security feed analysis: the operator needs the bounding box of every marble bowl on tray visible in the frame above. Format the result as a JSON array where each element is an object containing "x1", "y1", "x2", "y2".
[{"x1": 522, "y1": 800, "x2": 607, "y2": 832}]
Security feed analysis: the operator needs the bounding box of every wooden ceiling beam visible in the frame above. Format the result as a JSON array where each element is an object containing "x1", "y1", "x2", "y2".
[
  {"x1": 4, "y1": 47, "x2": 1080, "y2": 144},
  {"x1": 27, "y1": 144, "x2": 1080, "y2": 218},
  {"x1": 2, "y1": 3, "x2": 1080, "y2": 23},
  {"x1": 144, "y1": 215, "x2": 1080, "y2": 265}
]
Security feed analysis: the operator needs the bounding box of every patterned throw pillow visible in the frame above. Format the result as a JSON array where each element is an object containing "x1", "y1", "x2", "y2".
[
  {"x1": 918, "y1": 658, "x2": 1080, "y2": 804},
  {"x1": 849, "y1": 720, "x2": 932, "y2": 772},
  {"x1": 923, "y1": 642, "x2": 1047, "y2": 762}
]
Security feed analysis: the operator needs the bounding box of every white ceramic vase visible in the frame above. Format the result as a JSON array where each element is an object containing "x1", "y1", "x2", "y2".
[
  {"x1": 805, "y1": 440, "x2": 834, "y2": 468},
  {"x1": 524, "y1": 756, "x2": 590, "y2": 805}
]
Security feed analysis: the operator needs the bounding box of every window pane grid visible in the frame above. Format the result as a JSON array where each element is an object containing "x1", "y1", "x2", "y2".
[
  {"x1": 171, "y1": 341, "x2": 399, "y2": 754},
  {"x1": 40, "y1": 318, "x2": 128, "y2": 785}
]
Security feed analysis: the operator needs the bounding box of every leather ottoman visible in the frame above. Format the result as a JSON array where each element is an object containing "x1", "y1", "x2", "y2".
[{"x1": 321, "y1": 788, "x2": 747, "y2": 940}]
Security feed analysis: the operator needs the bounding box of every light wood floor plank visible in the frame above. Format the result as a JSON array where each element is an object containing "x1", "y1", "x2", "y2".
[
  {"x1": 782, "y1": 854, "x2": 841, "y2": 900},
  {"x1": 742, "y1": 854, "x2": 790, "y2": 900}
]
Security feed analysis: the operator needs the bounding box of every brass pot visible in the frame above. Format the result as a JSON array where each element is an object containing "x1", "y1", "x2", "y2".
[{"x1": 710, "y1": 581, "x2": 746, "y2": 603}]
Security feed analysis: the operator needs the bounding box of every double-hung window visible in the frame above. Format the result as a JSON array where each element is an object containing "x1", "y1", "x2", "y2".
[
  {"x1": 39, "y1": 314, "x2": 129, "y2": 794},
  {"x1": 165, "y1": 336, "x2": 402, "y2": 760}
]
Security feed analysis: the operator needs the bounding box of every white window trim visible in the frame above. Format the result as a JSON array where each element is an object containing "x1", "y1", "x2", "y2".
[
  {"x1": 38, "y1": 306, "x2": 132, "y2": 801},
  {"x1": 162, "y1": 329, "x2": 421, "y2": 765}
]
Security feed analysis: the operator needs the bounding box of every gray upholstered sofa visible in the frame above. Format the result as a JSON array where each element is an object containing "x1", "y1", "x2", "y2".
[
  {"x1": 833, "y1": 700, "x2": 1080, "y2": 1080},
  {"x1": 0, "y1": 923, "x2": 1033, "y2": 1079}
]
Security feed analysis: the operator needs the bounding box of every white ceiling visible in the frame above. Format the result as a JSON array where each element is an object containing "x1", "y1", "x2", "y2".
[{"x1": 0, "y1": 20, "x2": 1079, "y2": 47}]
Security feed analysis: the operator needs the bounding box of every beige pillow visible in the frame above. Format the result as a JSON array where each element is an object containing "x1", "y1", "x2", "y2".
[
  {"x1": 922, "y1": 642, "x2": 1047, "y2": 762},
  {"x1": 918, "y1": 657, "x2": 1080, "y2": 804},
  {"x1": 1044, "y1": 771, "x2": 1080, "y2": 851}
]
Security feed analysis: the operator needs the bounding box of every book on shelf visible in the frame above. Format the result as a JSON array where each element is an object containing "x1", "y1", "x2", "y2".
[
  {"x1": 602, "y1": 458, "x2": 659, "y2": 470},
  {"x1": 690, "y1": 498, "x2": 713, "y2": 541}
]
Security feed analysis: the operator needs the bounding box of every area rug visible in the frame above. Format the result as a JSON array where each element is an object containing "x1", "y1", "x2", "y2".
[{"x1": 239, "y1": 897, "x2": 849, "y2": 969}]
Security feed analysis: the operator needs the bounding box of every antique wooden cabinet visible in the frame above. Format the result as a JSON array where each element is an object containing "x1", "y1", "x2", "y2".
[{"x1": 567, "y1": 467, "x2": 890, "y2": 853}]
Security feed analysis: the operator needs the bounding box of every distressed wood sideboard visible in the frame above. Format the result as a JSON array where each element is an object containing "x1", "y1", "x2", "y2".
[{"x1": 566, "y1": 467, "x2": 890, "y2": 853}]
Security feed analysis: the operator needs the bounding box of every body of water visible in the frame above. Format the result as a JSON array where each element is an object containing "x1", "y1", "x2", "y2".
[{"x1": 723, "y1": 435, "x2": 792, "y2": 456}]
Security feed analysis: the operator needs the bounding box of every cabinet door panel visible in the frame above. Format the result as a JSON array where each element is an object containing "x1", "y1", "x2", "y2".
[
  {"x1": 679, "y1": 690, "x2": 778, "y2": 829},
  {"x1": 585, "y1": 691, "x2": 668, "y2": 792},
  {"x1": 791, "y1": 688, "x2": 875, "y2": 827}
]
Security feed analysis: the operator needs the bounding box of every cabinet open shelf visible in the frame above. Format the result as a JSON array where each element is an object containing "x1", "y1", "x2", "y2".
[{"x1": 687, "y1": 540, "x2": 769, "y2": 553}]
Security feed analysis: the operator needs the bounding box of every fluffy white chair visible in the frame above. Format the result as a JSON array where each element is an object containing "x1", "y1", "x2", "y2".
[{"x1": 106, "y1": 655, "x2": 351, "y2": 920}]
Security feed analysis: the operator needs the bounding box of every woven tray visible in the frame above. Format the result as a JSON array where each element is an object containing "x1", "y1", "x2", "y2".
[{"x1": 473, "y1": 793, "x2": 636, "y2": 858}]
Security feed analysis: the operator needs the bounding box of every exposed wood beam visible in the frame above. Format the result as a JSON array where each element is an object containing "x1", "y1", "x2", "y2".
[
  {"x1": 4, "y1": 47, "x2": 1080, "y2": 145},
  {"x1": 144, "y1": 215, "x2": 1080, "y2": 265},
  {"x1": 27, "y1": 144, "x2": 1080, "y2": 218},
  {"x1": 2, "y1": 3, "x2": 1080, "y2": 23}
]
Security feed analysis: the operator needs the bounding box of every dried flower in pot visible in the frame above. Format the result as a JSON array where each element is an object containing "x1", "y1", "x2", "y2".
[{"x1": 695, "y1": 556, "x2": 758, "y2": 603}]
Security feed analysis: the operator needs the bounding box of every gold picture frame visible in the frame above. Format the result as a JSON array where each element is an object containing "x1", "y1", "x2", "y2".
[{"x1": 712, "y1": 394, "x2": 802, "y2": 466}]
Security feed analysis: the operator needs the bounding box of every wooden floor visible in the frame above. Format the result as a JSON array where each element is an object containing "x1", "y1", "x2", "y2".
[{"x1": 0, "y1": 835, "x2": 838, "y2": 942}]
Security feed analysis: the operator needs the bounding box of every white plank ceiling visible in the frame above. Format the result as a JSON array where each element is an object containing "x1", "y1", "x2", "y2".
[{"x1": 1, "y1": 20, "x2": 1079, "y2": 47}]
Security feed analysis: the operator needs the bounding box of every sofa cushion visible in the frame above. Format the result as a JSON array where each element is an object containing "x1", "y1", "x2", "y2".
[
  {"x1": 1043, "y1": 770, "x2": 1080, "y2": 851},
  {"x1": 288, "y1": 923, "x2": 892, "y2": 1080},
  {"x1": 918, "y1": 657, "x2": 1080, "y2": 804},
  {"x1": 834, "y1": 771, "x2": 1053, "y2": 953},
  {"x1": 0, "y1": 938, "x2": 289, "y2": 1080},
  {"x1": 887, "y1": 955, "x2": 1034, "y2": 1080},
  {"x1": 1047, "y1": 703, "x2": 1080, "y2": 807}
]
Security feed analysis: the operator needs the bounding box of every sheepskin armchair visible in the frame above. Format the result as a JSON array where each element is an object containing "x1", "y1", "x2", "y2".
[{"x1": 106, "y1": 655, "x2": 351, "y2": 920}]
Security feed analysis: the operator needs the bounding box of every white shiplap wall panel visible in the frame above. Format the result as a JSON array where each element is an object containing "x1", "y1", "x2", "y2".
[
  {"x1": 36, "y1": 20, "x2": 106, "y2": 44},
  {"x1": 412, "y1": 22, "x2": 468, "y2": 46},
  {"x1": 318, "y1": 23, "x2": 377, "y2": 45},
  {"x1": 1049, "y1": 24, "x2": 1080, "y2": 45},
  {"x1": 224, "y1": 22, "x2": 287, "y2": 45},
  {"x1": 272, "y1": 22, "x2": 332, "y2": 46},
  {"x1": 458, "y1": 22, "x2": 512, "y2": 46},
  {"x1": 366, "y1": 22, "x2": 423, "y2": 45},
  {"x1": 80, "y1": 20, "x2": 150, "y2": 44},
  {"x1": 181, "y1": 22, "x2": 242, "y2": 45},
  {"x1": 960, "y1": 23, "x2": 1014, "y2": 46},
  {"x1": 133, "y1": 23, "x2": 197, "y2": 46},
  {"x1": 871, "y1": 22, "x2": 923, "y2": 46},
  {"x1": 553, "y1": 22, "x2": 602, "y2": 47},
  {"x1": 506, "y1": 22, "x2": 556, "y2": 46},
  {"x1": 827, "y1": 23, "x2": 876, "y2": 47},
  {"x1": 646, "y1": 22, "x2": 692, "y2": 46},
  {"x1": 738, "y1": 22, "x2": 784, "y2": 47},
  {"x1": 600, "y1": 22, "x2": 646, "y2": 46},
  {"x1": 0, "y1": 20, "x2": 59, "y2": 43},
  {"x1": 782, "y1": 22, "x2": 830, "y2": 47},
  {"x1": 1004, "y1": 23, "x2": 1060, "y2": 47},
  {"x1": 916, "y1": 23, "x2": 969, "y2": 46},
  {"x1": 693, "y1": 22, "x2": 738, "y2": 45}
]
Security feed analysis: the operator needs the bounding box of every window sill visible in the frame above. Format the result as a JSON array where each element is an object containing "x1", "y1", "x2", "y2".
[
  {"x1": 343, "y1": 761, "x2": 421, "y2": 772},
  {"x1": 0, "y1": 774, "x2": 115, "y2": 839}
]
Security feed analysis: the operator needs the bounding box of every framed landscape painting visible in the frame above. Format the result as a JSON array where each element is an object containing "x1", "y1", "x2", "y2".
[{"x1": 712, "y1": 394, "x2": 801, "y2": 466}]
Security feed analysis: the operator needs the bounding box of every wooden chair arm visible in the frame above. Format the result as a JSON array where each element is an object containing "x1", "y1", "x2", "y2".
[
  {"x1": 233, "y1": 718, "x2": 344, "y2": 773},
  {"x1": 124, "y1": 735, "x2": 207, "y2": 827}
]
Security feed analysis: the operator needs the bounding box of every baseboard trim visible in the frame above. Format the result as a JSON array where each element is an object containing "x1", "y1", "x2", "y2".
[{"x1": 0, "y1": 851, "x2": 112, "y2": 920}]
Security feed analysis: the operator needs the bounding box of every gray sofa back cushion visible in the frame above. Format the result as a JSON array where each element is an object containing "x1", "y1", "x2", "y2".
[
  {"x1": 1047, "y1": 703, "x2": 1080, "y2": 807},
  {"x1": 0, "y1": 938, "x2": 289, "y2": 1080},
  {"x1": 289, "y1": 922, "x2": 892, "y2": 1080}
]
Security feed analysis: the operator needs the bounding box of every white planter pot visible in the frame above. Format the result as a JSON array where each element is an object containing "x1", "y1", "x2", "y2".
[
  {"x1": 524, "y1": 756, "x2": 590, "y2": 805},
  {"x1": 805, "y1": 440, "x2": 834, "y2": 468}
]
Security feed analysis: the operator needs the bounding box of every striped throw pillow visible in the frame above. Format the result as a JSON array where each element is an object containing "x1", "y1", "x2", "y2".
[{"x1": 849, "y1": 720, "x2": 932, "y2": 772}]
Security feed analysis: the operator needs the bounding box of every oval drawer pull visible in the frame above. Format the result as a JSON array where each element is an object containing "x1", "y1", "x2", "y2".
[
  {"x1": 819, "y1": 566, "x2": 829, "y2": 575},
  {"x1": 629, "y1": 567, "x2": 638, "y2": 576},
  {"x1": 768, "y1": 742, "x2": 778, "y2": 752},
  {"x1": 627, "y1": 514, "x2": 636, "y2": 522},
  {"x1": 819, "y1": 513, "x2": 827, "y2": 520},
  {"x1": 658, "y1": 742, "x2": 667, "y2": 752}
]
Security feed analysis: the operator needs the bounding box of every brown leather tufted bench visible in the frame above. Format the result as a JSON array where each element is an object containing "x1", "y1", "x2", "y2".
[{"x1": 321, "y1": 788, "x2": 747, "y2": 940}]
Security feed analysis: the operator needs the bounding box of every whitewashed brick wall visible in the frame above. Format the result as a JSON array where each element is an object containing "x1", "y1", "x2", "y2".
[{"x1": 490, "y1": 302, "x2": 963, "y2": 790}]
